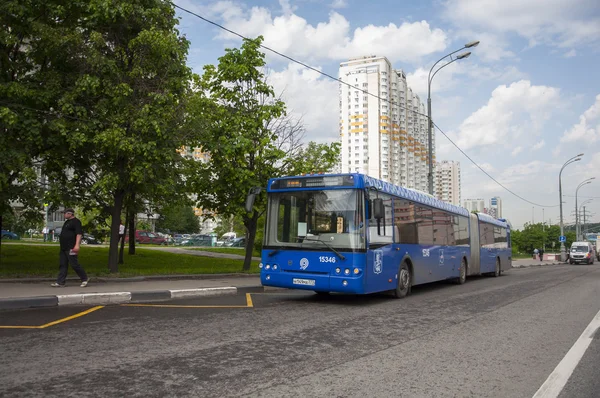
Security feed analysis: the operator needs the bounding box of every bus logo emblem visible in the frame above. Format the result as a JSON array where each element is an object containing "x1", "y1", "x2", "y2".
[
  {"x1": 374, "y1": 250, "x2": 383, "y2": 274},
  {"x1": 300, "y1": 258, "x2": 309, "y2": 270}
]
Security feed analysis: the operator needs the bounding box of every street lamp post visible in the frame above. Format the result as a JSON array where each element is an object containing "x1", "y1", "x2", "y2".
[
  {"x1": 578, "y1": 198, "x2": 594, "y2": 240},
  {"x1": 427, "y1": 40, "x2": 479, "y2": 195},
  {"x1": 559, "y1": 154, "x2": 583, "y2": 261},
  {"x1": 575, "y1": 178, "x2": 595, "y2": 241}
]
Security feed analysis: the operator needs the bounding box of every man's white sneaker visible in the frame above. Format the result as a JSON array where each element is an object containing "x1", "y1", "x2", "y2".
[
  {"x1": 50, "y1": 283, "x2": 65, "y2": 287},
  {"x1": 80, "y1": 280, "x2": 89, "y2": 287}
]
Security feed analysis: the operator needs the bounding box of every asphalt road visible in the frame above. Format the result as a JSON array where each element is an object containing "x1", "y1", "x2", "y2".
[{"x1": 1, "y1": 264, "x2": 599, "y2": 397}]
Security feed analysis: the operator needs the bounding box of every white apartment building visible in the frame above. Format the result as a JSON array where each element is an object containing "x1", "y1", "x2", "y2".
[
  {"x1": 339, "y1": 56, "x2": 433, "y2": 191},
  {"x1": 463, "y1": 198, "x2": 485, "y2": 213},
  {"x1": 489, "y1": 196, "x2": 502, "y2": 219},
  {"x1": 435, "y1": 160, "x2": 461, "y2": 206}
]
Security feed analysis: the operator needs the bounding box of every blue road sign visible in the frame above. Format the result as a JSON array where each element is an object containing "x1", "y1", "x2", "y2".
[{"x1": 559, "y1": 235, "x2": 566, "y2": 242}]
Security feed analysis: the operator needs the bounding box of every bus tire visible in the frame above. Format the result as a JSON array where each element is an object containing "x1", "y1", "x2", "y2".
[
  {"x1": 456, "y1": 258, "x2": 467, "y2": 284},
  {"x1": 393, "y1": 262, "x2": 411, "y2": 299},
  {"x1": 493, "y1": 258, "x2": 500, "y2": 277},
  {"x1": 314, "y1": 291, "x2": 330, "y2": 296}
]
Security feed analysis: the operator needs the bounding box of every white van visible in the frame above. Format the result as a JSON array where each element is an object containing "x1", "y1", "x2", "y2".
[{"x1": 569, "y1": 241, "x2": 595, "y2": 264}]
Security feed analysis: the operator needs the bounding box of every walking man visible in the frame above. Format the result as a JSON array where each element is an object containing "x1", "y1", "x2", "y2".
[{"x1": 51, "y1": 208, "x2": 89, "y2": 287}]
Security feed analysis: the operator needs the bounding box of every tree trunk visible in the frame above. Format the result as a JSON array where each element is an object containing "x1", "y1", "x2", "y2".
[
  {"x1": 108, "y1": 189, "x2": 125, "y2": 273},
  {"x1": 128, "y1": 199, "x2": 136, "y2": 255},
  {"x1": 242, "y1": 212, "x2": 259, "y2": 271},
  {"x1": 119, "y1": 209, "x2": 128, "y2": 264}
]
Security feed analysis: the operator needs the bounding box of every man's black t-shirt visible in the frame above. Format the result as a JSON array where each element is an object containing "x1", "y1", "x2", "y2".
[{"x1": 60, "y1": 218, "x2": 83, "y2": 250}]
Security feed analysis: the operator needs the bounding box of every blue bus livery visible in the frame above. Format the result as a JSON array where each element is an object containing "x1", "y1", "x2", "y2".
[{"x1": 253, "y1": 173, "x2": 511, "y2": 298}]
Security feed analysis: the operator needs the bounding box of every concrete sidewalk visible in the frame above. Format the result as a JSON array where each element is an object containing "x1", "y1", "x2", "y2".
[
  {"x1": 511, "y1": 258, "x2": 565, "y2": 268},
  {"x1": 0, "y1": 275, "x2": 263, "y2": 310}
]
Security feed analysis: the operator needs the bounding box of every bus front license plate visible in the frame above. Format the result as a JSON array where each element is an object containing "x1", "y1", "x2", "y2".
[{"x1": 293, "y1": 278, "x2": 315, "y2": 286}]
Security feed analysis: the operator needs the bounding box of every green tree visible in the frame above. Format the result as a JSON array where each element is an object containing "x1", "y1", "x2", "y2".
[
  {"x1": 284, "y1": 141, "x2": 341, "y2": 176},
  {"x1": 38, "y1": 0, "x2": 194, "y2": 272},
  {"x1": 213, "y1": 215, "x2": 246, "y2": 239},
  {"x1": 156, "y1": 203, "x2": 200, "y2": 234},
  {"x1": 187, "y1": 37, "x2": 286, "y2": 271},
  {"x1": 0, "y1": 0, "x2": 88, "y2": 242},
  {"x1": 188, "y1": 37, "x2": 344, "y2": 270}
]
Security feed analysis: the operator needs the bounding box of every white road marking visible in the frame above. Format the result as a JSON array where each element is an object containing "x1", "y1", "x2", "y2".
[{"x1": 533, "y1": 308, "x2": 600, "y2": 398}]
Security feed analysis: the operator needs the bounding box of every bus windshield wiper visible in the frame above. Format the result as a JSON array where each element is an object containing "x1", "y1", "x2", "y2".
[{"x1": 300, "y1": 237, "x2": 346, "y2": 261}]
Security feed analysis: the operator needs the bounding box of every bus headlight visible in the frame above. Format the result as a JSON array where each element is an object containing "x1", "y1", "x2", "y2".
[
  {"x1": 353, "y1": 268, "x2": 360, "y2": 275},
  {"x1": 273, "y1": 264, "x2": 278, "y2": 270},
  {"x1": 259, "y1": 263, "x2": 263, "y2": 269},
  {"x1": 266, "y1": 275, "x2": 271, "y2": 280},
  {"x1": 265, "y1": 264, "x2": 271, "y2": 270},
  {"x1": 342, "y1": 280, "x2": 348, "y2": 286},
  {"x1": 335, "y1": 268, "x2": 341, "y2": 274},
  {"x1": 344, "y1": 268, "x2": 351, "y2": 275}
]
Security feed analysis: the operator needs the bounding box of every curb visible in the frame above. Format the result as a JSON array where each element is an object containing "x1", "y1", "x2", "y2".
[
  {"x1": 0, "y1": 285, "x2": 265, "y2": 311},
  {"x1": 0, "y1": 273, "x2": 260, "y2": 284},
  {"x1": 511, "y1": 262, "x2": 563, "y2": 269}
]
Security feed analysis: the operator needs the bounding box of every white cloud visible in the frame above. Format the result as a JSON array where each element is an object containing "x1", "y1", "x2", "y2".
[
  {"x1": 407, "y1": 62, "x2": 527, "y2": 99},
  {"x1": 564, "y1": 49, "x2": 577, "y2": 58},
  {"x1": 533, "y1": 140, "x2": 545, "y2": 150},
  {"x1": 210, "y1": 2, "x2": 448, "y2": 64},
  {"x1": 444, "y1": 0, "x2": 600, "y2": 49},
  {"x1": 330, "y1": 0, "x2": 347, "y2": 8},
  {"x1": 471, "y1": 162, "x2": 496, "y2": 172},
  {"x1": 278, "y1": 0, "x2": 296, "y2": 16},
  {"x1": 268, "y1": 63, "x2": 339, "y2": 143},
  {"x1": 454, "y1": 80, "x2": 561, "y2": 151},
  {"x1": 511, "y1": 146, "x2": 523, "y2": 157},
  {"x1": 560, "y1": 94, "x2": 600, "y2": 143}
]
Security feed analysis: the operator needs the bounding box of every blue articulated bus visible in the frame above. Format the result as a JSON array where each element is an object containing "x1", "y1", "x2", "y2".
[{"x1": 252, "y1": 173, "x2": 511, "y2": 298}]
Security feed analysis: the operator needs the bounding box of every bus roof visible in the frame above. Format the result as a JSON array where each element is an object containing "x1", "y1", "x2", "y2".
[
  {"x1": 267, "y1": 173, "x2": 471, "y2": 217},
  {"x1": 477, "y1": 212, "x2": 509, "y2": 228}
]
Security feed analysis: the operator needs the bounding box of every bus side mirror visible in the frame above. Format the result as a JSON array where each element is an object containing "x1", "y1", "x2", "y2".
[
  {"x1": 245, "y1": 187, "x2": 262, "y2": 213},
  {"x1": 373, "y1": 198, "x2": 384, "y2": 220}
]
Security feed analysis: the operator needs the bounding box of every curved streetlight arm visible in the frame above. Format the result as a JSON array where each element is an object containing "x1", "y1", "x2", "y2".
[
  {"x1": 428, "y1": 46, "x2": 467, "y2": 86},
  {"x1": 429, "y1": 58, "x2": 460, "y2": 92},
  {"x1": 577, "y1": 179, "x2": 594, "y2": 191}
]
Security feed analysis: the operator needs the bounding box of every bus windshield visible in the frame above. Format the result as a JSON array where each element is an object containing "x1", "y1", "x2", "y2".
[{"x1": 265, "y1": 189, "x2": 365, "y2": 250}]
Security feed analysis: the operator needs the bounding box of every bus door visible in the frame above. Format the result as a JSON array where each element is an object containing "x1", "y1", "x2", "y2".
[{"x1": 366, "y1": 198, "x2": 398, "y2": 293}]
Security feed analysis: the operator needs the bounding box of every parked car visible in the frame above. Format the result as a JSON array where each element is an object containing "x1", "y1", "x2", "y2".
[
  {"x1": 224, "y1": 237, "x2": 246, "y2": 247},
  {"x1": 181, "y1": 234, "x2": 214, "y2": 247},
  {"x1": 1, "y1": 230, "x2": 20, "y2": 240},
  {"x1": 81, "y1": 233, "x2": 101, "y2": 245},
  {"x1": 125, "y1": 230, "x2": 167, "y2": 245}
]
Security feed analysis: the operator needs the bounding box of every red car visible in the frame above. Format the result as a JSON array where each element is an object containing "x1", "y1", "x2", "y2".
[{"x1": 125, "y1": 230, "x2": 167, "y2": 245}]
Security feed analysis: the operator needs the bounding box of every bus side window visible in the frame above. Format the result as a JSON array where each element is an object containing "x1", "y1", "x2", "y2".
[{"x1": 394, "y1": 199, "x2": 418, "y2": 244}]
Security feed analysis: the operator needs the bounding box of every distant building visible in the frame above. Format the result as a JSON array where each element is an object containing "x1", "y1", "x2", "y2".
[
  {"x1": 463, "y1": 198, "x2": 485, "y2": 213},
  {"x1": 489, "y1": 196, "x2": 502, "y2": 219},
  {"x1": 435, "y1": 160, "x2": 461, "y2": 206},
  {"x1": 339, "y1": 55, "x2": 432, "y2": 191}
]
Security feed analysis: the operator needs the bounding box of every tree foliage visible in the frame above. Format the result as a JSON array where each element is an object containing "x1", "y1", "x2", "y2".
[
  {"x1": 511, "y1": 222, "x2": 576, "y2": 254},
  {"x1": 156, "y1": 203, "x2": 200, "y2": 234},
  {"x1": 188, "y1": 37, "x2": 341, "y2": 270},
  {"x1": 34, "y1": 0, "x2": 195, "y2": 272}
]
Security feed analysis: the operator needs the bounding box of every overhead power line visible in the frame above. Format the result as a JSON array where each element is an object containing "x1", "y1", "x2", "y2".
[{"x1": 172, "y1": 2, "x2": 560, "y2": 209}]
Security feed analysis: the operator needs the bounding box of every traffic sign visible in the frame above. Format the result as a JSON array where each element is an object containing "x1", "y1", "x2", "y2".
[{"x1": 559, "y1": 235, "x2": 566, "y2": 242}]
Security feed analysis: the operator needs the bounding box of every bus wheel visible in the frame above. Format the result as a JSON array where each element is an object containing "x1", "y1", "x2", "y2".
[
  {"x1": 456, "y1": 258, "x2": 467, "y2": 284},
  {"x1": 314, "y1": 291, "x2": 330, "y2": 296},
  {"x1": 493, "y1": 258, "x2": 500, "y2": 277},
  {"x1": 393, "y1": 262, "x2": 411, "y2": 298}
]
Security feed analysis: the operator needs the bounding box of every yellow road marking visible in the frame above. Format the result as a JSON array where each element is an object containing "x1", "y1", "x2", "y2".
[
  {"x1": 0, "y1": 305, "x2": 104, "y2": 330},
  {"x1": 0, "y1": 325, "x2": 41, "y2": 329},
  {"x1": 38, "y1": 306, "x2": 104, "y2": 328},
  {"x1": 122, "y1": 293, "x2": 255, "y2": 308}
]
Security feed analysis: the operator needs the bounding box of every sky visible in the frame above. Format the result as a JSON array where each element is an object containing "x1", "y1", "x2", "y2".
[{"x1": 174, "y1": 0, "x2": 600, "y2": 231}]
